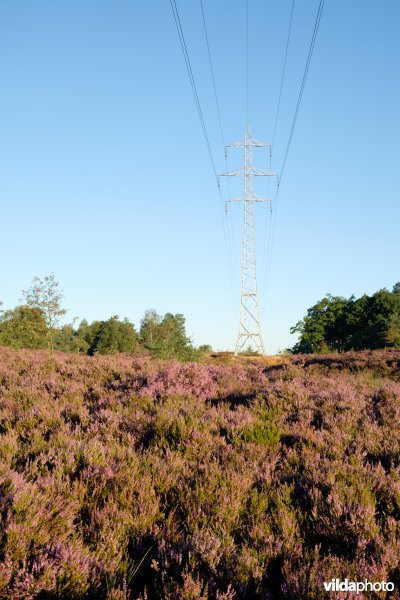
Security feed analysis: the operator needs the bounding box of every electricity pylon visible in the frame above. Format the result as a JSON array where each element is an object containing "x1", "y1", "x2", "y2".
[{"x1": 221, "y1": 129, "x2": 276, "y2": 355}]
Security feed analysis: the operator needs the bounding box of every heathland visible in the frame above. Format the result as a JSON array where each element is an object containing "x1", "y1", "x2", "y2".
[{"x1": 0, "y1": 347, "x2": 400, "y2": 598}]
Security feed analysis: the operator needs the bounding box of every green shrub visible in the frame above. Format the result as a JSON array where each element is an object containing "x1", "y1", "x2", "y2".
[{"x1": 242, "y1": 422, "x2": 280, "y2": 446}]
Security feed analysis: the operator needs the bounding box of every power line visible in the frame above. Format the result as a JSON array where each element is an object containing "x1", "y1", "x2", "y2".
[
  {"x1": 271, "y1": 0, "x2": 295, "y2": 149},
  {"x1": 169, "y1": 0, "x2": 325, "y2": 349},
  {"x1": 199, "y1": 0, "x2": 225, "y2": 149},
  {"x1": 280, "y1": 0, "x2": 325, "y2": 183},
  {"x1": 199, "y1": 0, "x2": 239, "y2": 297},
  {"x1": 169, "y1": 0, "x2": 217, "y2": 180},
  {"x1": 246, "y1": 0, "x2": 249, "y2": 127},
  {"x1": 168, "y1": 0, "x2": 238, "y2": 311},
  {"x1": 262, "y1": 0, "x2": 325, "y2": 321},
  {"x1": 261, "y1": 0, "x2": 294, "y2": 303}
]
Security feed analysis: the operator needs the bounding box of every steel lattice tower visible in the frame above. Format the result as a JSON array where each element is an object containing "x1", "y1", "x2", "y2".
[{"x1": 221, "y1": 129, "x2": 276, "y2": 355}]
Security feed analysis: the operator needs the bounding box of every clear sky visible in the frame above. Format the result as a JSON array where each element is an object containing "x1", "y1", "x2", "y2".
[{"x1": 1, "y1": 1, "x2": 399, "y2": 354}]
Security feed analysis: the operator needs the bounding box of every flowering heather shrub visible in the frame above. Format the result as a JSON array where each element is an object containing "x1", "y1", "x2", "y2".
[{"x1": 0, "y1": 347, "x2": 400, "y2": 598}]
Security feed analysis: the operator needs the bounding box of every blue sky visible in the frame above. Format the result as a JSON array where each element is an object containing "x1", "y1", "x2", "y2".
[{"x1": 1, "y1": 1, "x2": 399, "y2": 353}]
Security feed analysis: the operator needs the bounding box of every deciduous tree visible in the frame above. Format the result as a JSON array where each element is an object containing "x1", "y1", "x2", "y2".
[{"x1": 22, "y1": 274, "x2": 66, "y2": 352}]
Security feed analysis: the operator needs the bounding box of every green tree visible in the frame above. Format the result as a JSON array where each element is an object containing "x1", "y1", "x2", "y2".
[
  {"x1": 0, "y1": 305, "x2": 48, "y2": 349},
  {"x1": 83, "y1": 316, "x2": 138, "y2": 355},
  {"x1": 140, "y1": 310, "x2": 195, "y2": 360},
  {"x1": 53, "y1": 322, "x2": 89, "y2": 354},
  {"x1": 197, "y1": 344, "x2": 212, "y2": 354},
  {"x1": 291, "y1": 285, "x2": 400, "y2": 353},
  {"x1": 385, "y1": 314, "x2": 400, "y2": 347},
  {"x1": 393, "y1": 282, "x2": 400, "y2": 295},
  {"x1": 139, "y1": 309, "x2": 162, "y2": 354},
  {"x1": 157, "y1": 313, "x2": 193, "y2": 359},
  {"x1": 291, "y1": 295, "x2": 350, "y2": 354},
  {"x1": 362, "y1": 289, "x2": 400, "y2": 348},
  {"x1": 76, "y1": 319, "x2": 101, "y2": 354},
  {"x1": 22, "y1": 274, "x2": 66, "y2": 352}
]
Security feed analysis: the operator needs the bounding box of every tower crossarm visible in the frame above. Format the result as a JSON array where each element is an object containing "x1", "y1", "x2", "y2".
[
  {"x1": 220, "y1": 169, "x2": 244, "y2": 177},
  {"x1": 220, "y1": 167, "x2": 277, "y2": 177},
  {"x1": 224, "y1": 193, "x2": 271, "y2": 204},
  {"x1": 225, "y1": 137, "x2": 271, "y2": 149},
  {"x1": 252, "y1": 168, "x2": 277, "y2": 177},
  {"x1": 252, "y1": 193, "x2": 271, "y2": 202}
]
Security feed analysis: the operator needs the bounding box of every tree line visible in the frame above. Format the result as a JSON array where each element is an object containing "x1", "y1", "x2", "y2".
[
  {"x1": 0, "y1": 275, "x2": 211, "y2": 360},
  {"x1": 291, "y1": 283, "x2": 400, "y2": 354}
]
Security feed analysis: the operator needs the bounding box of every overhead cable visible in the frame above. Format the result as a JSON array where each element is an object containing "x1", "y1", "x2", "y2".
[
  {"x1": 262, "y1": 0, "x2": 325, "y2": 317},
  {"x1": 169, "y1": 0, "x2": 238, "y2": 306},
  {"x1": 271, "y1": 0, "x2": 295, "y2": 149},
  {"x1": 261, "y1": 0, "x2": 295, "y2": 303},
  {"x1": 199, "y1": 0, "x2": 225, "y2": 148},
  {"x1": 279, "y1": 0, "x2": 325, "y2": 183},
  {"x1": 246, "y1": 0, "x2": 249, "y2": 127},
  {"x1": 199, "y1": 0, "x2": 239, "y2": 296},
  {"x1": 169, "y1": 0, "x2": 218, "y2": 180}
]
